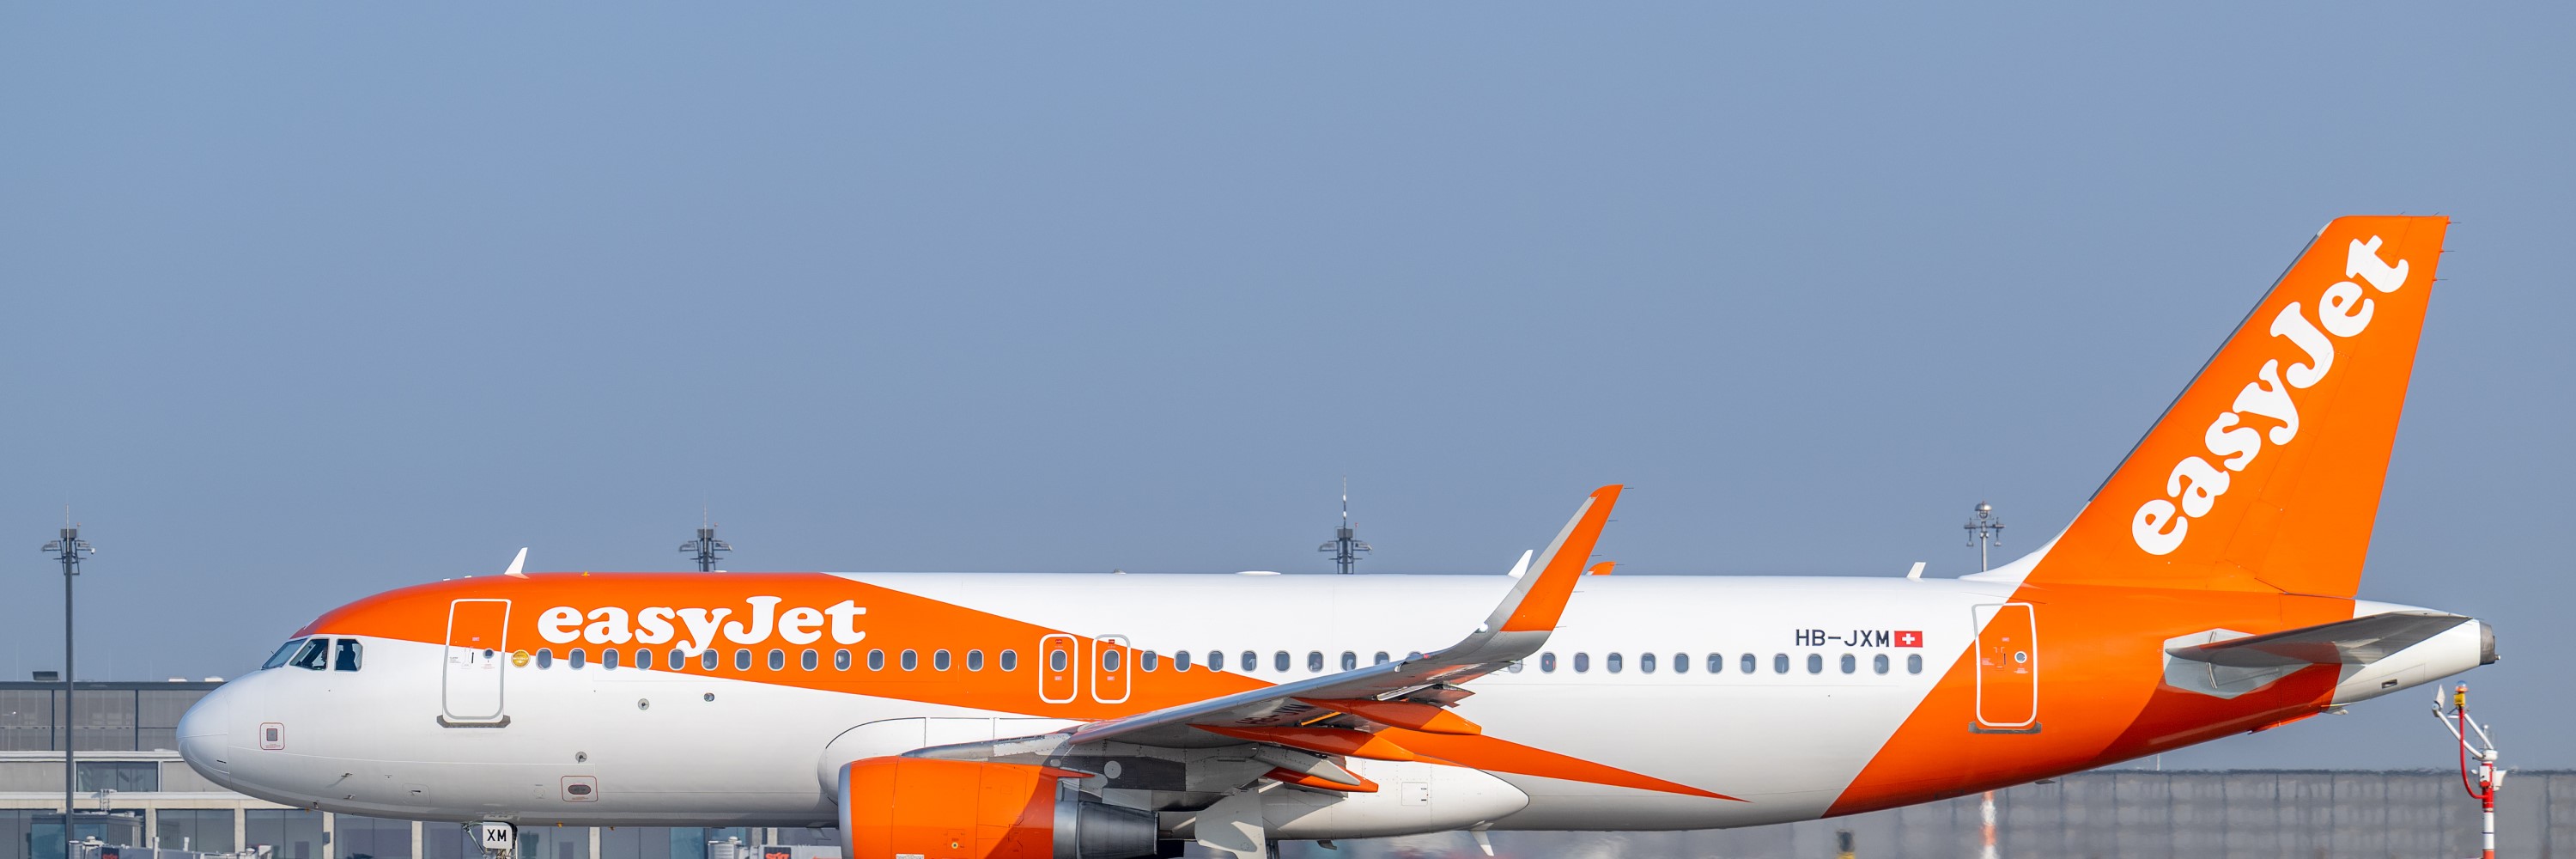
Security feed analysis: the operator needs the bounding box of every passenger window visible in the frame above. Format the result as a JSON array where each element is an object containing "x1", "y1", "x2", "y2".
[
  {"x1": 1907, "y1": 654, "x2": 1923, "y2": 674},
  {"x1": 869, "y1": 649, "x2": 886, "y2": 671},
  {"x1": 1708, "y1": 654, "x2": 1722, "y2": 673},
  {"x1": 570, "y1": 649, "x2": 589, "y2": 669},
  {"x1": 264, "y1": 639, "x2": 306, "y2": 670},
  {"x1": 700, "y1": 649, "x2": 719, "y2": 671},
  {"x1": 289, "y1": 638, "x2": 330, "y2": 671},
  {"x1": 332, "y1": 639, "x2": 363, "y2": 672},
  {"x1": 1373, "y1": 651, "x2": 1390, "y2": 665},
  {"x1": 901, "y1": 649, "x2": 919, "y2": 671},
  {"x1": 1806, "y1": 654, "x2": 1823, "y2": 673},
  {"x1": 1540, "y1": 652, "x2": 1557, "y2": 673},
  {"x1": 1573, "y1": 653, "x2": 1590, "y2": 673},
  {"x1": 1341, "y1": 651, "x2": 1358, "y2": 671},
  {"x1": 536, "y1": 649, "x2": 555, "y2": 669},
  {"x1": 1273, "y1": 651, "x2": 1290, "y2": 673},
  {"x1": 999, "y1": 649, "x2": 1018, "y2": 671},
  {"x1": 1174, "y1": 650, "x2": 1192, "y2": 671},
  {"x1": 1100, "y1": 649, "x2": 1120, "y2": 672},
  {"x1": 934, "y1": 649, "x2": 952, "y2": 671},
  {"x1": 766, "y1": 649, "x2": 784, "y2": 671},
  {"x1": 1874, "y1": 654, "x2": 1890, "y2": 674},
  {"x1": 1607, "y1": 653, "x2": 1624, "y2": 673},
  {"x1": 1741, "y1": 653, "x2": 1758, "y2": 673},
  {"x1": 602, "y1": 649, "x2": 620, "y2": 670},
  {"x1": 1640, "y1": 653, "x2": 1656, "y2": 673},
  {"x1": 1771, "y1": 654, "x2": 1789, "y2": 673},
  {"x1": 1206, "y1": 651, "x2": 1225, "y2": 671},
  {"x1": 801, "y1": 649, "x2": 818, "y2": 671},
  {"x1": 835, "y1": 649, "x2": 851, "y2": 671},
  {"x1": 1139, "y1": 651, "x2": 1157, "y2": 672},
  {"x1": 1048, "y1": 649, "x2": 1067, "y2": 672},
  {"x1": 968, "y1": 649, "x2": 986, "y2": 671},
  {"x1": 669, "y1": 649, "x2": 687, "y2": 670},
  {"x1": 1506, "y1": 661, "x2": 1523, "y2": 673},
  {"x1": 1243, "y1": 651, "x2": 1259, "y2": 673},
  {"x1": 1840, "y1": 654, "x2": 1856, "y2": 673},
  {"x1": 635, "y1": 649, "x2": 653, "y2": 671},
  {"x1": 733, "y1": 649, "x2": 751, "y2": 671},
  {"x1": 1307, "y1": 651, "x2": 1323, "y2": 673},
  {"x1": 1672, "y1": 653, "x2": 1687, "y2": 674}
]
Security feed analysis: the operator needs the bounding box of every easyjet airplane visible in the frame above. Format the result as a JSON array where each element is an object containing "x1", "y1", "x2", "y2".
[{"x1": 178, "y1": 216, "x2": 2490, "y2": 859}]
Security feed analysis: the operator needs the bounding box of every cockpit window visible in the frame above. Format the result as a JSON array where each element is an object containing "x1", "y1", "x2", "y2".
[
  {"x1": 289, "y1": 638, "x2": 330, "y2": 671},
  {"x1": 263, "y1": 638, "x2": 307, "y2": 670},
  {"x1": 332, "y1": 639, "x2": 362, "y2": 672}
]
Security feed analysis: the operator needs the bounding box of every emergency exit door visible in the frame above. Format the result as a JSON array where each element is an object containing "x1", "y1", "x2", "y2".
[
  {"x1": 1092, "y1": 635, "x2": 1131, "y2": 704},
  {"x1": 442, "y1": 599, "x2": 510, "y2": 722},
  {"x1": 1038, "y1": 634, "x2": 1079, "y2": 704},
  {"x1": 1972, "y1": 603, "x2": 2038, "y2": 731}
]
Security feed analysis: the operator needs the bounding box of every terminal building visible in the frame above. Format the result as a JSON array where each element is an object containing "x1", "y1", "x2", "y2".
[{"x1": 0, "y1": 680, "x2": 829, "y2": 859}]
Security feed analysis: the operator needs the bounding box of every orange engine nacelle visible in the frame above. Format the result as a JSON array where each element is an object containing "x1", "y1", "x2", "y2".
[{"x1": 837, "y1": 757, "x2": 1162, "y2": 859}]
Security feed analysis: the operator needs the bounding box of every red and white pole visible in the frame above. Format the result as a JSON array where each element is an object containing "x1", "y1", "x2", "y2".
[
  {"x1": 1978, "y1": 790, "x2": 1997, "y2": 859},
  {"x1": 2441, "y1": 684, "x2": 2500, "y2": 859}
]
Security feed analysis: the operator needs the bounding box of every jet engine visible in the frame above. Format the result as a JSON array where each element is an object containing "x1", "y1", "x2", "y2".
[{"x1": 837, "y1": 757, "x2": 1161, "y2": 859}]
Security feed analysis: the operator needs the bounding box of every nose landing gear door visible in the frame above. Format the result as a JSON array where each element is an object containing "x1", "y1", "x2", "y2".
[{"x1": 442, "y1": 599, "x2": 511, "y2": 725}]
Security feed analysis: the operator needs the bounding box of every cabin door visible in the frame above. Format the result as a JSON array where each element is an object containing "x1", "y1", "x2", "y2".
[
  {"x1": 1972, "y1": 603, "x2": 2038, "y2": 730},
  {"x1": 1038, "y1": 634, "x2": 1079, "y2": 704},
  {"x1": 1091, "y1": 635, "x2": 1132, "y2": 704},
  {"x1": 442, "y1": 599, "x2": 511, "y2": 723}
]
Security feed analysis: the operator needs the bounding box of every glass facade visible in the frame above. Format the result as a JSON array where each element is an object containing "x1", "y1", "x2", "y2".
[
  {"x1": 74, "y1": 762, "x2": 157, "y2": 793},
  {"x1": 154, "y1": 809, "x2": 234, "y2": 854},
  {"x1": 422, "y1": 823, "x2": 475, "y2": 859},
  {"x1": 0, "y1": 684, "x2": 216, "y2": 752},
  {"x1": 246, "y1": 809, "x2": 325, "y2": 859},
  {"x1": 337, "y1": 815, "x2": 413, "y2": 859},
  {"x1": 22, "y1": 813, "x2": 143, "y2": 859},
  {"x1": 517, "y1": 827, "x2": 589, "y2": 859},
  {"x1": 0, "y1": 814, "x2": 835, "y2": 859}
]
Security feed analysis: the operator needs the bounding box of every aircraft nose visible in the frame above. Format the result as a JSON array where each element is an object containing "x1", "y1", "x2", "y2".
[{"x1": 177, "y1": 685, "x2": 231, "y2": 776}]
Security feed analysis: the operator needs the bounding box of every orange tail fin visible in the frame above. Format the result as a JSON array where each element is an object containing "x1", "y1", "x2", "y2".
[{"x1": 2028, "y1": 216, "x2": 2448, "y2": 596}]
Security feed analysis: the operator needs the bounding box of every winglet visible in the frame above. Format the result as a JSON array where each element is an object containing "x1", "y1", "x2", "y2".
[
  {"x1": 502, "y1": 547, "x2": 529, "y2": 579},
  {"x1": 1482, "y1": 485, "x2": 1621, "y2": 634}
]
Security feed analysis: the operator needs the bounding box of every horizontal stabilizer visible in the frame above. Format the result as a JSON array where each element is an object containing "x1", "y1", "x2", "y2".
[{"x1": 2165, "y1": 611, "x2": 2471, "y2": 668}]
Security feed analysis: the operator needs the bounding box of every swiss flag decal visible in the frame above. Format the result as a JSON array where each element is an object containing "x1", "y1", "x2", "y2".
[{"x1": 1894, "y1": 631, "x2": 1923, "y2": 648}]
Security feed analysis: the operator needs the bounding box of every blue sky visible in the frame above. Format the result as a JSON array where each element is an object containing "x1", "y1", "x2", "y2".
[{"x1": 3, "y1": 5, "x2": 2568, "y2": 768}]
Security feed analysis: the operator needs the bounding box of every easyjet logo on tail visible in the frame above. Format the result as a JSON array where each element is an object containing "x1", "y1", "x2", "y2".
[{"x1": 2129, "y1": 236, "x2": 2412, "y2": 556}]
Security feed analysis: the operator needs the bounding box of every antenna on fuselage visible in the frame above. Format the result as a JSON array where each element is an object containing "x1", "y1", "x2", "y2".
[
  {"x1": 1964, "y1": 501, "x2": 2006, "y2": 572},
  {"x1": 1318, "y1": 477, "x2": 1372, "y2": 574},
  {"x1": 682, "y1": 512, "x2": 732, "y2": 572}
]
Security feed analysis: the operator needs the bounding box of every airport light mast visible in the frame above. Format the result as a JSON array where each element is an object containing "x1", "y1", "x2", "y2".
[
  {"x1": 1317, "y1": 479, "x2": 1370, "y2": 575},
  {"x1": 41, "y1": 521, "x2": 94, "y2": 857},
  {"x1": 1964, "y1": 501, "x2": 2005, "y2": 572},
  {"x1": 680, "y1": 521, "x2": 732, "y2": 572}
]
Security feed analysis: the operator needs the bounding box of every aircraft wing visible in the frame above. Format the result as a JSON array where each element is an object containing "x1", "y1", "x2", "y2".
[
  {"x1": 912, "y1": 484, "x2": 1621, "y2": 758},
  {"x1": 2164, "y1": 611, "x2": 2473, "y2": 668}
]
